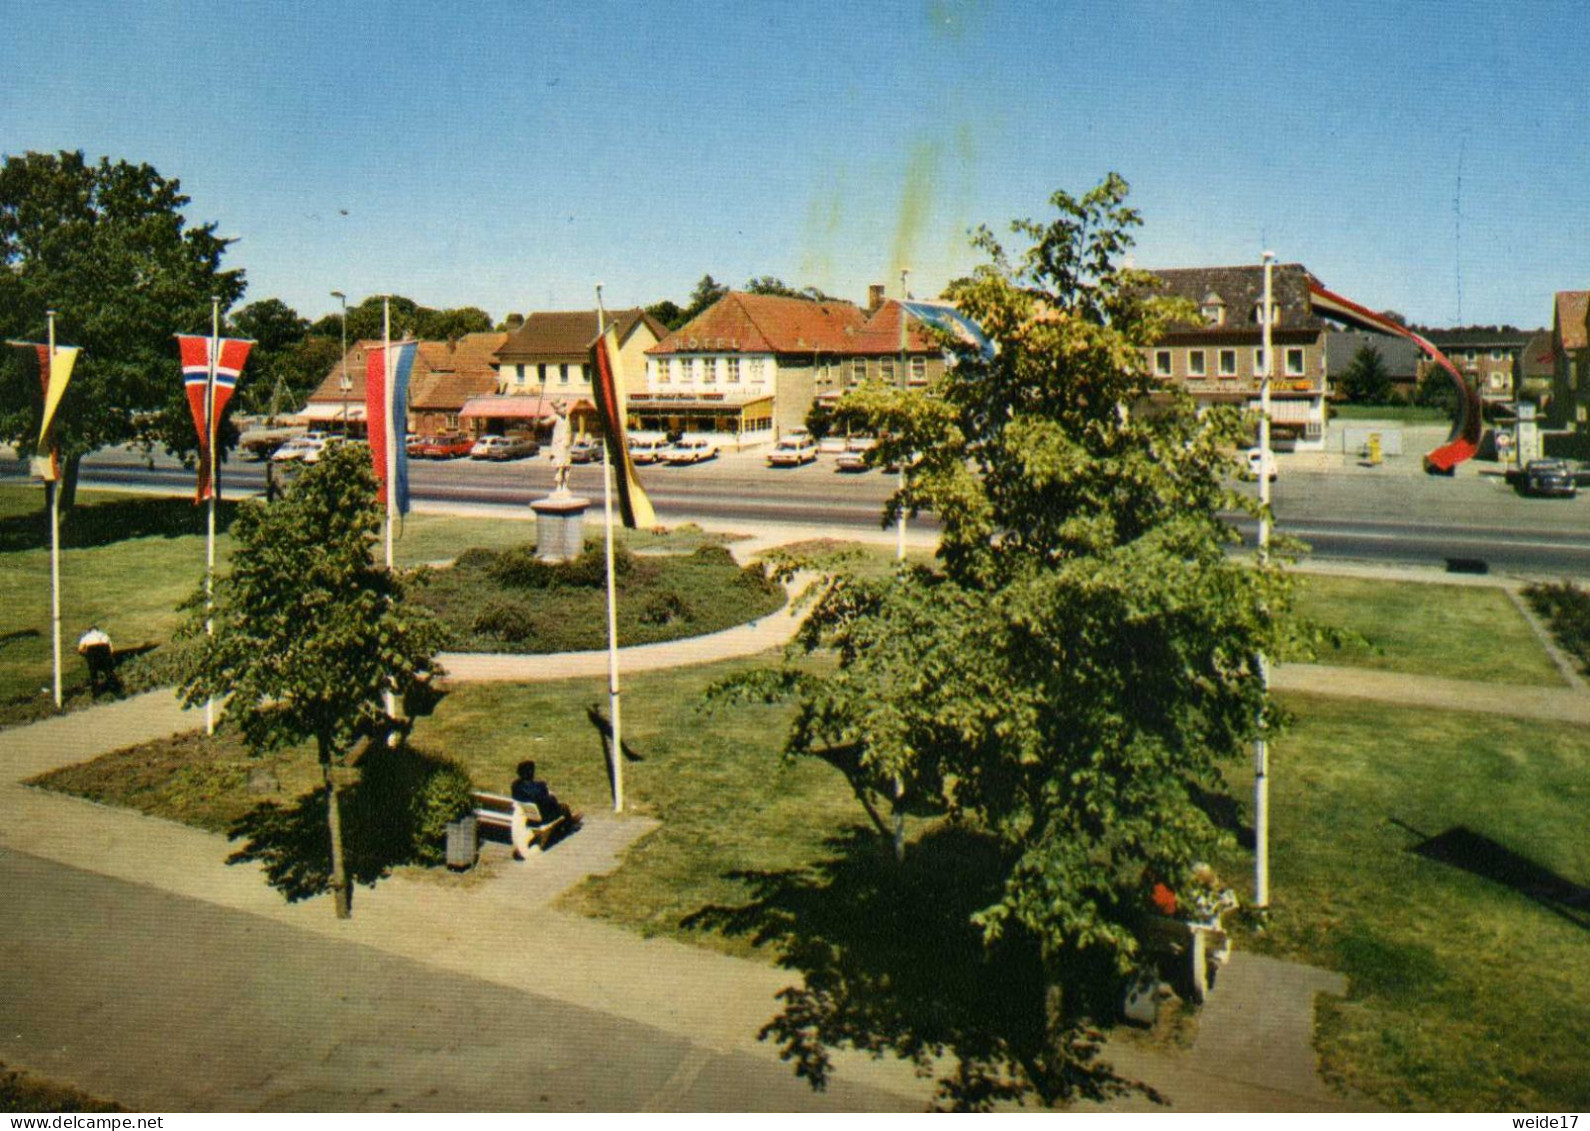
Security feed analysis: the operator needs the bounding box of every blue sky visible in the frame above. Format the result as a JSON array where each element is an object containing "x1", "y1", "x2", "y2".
[{"x1": 4, "y1": 0, "x2": 1584, "y2": 329}]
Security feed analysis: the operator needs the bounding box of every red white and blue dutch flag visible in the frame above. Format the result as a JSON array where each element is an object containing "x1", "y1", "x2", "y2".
[{"x1": 177, "y1": 335, "x2": 254, "y2": 501}]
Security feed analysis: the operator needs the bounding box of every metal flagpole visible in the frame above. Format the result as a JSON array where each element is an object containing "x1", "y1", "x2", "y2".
[
  {"x1": 1254, "y1": 250, "x2": 1275, "y2": 912},
  {"x1": 46, "y1": 310, "x2": 62, "y2": 709},
  {"x1": 205, "y1": 296, "x2": 220, "y2": 735},
  {"x1": 595, "y1": 284, "x2": 623, "y2": 812}
]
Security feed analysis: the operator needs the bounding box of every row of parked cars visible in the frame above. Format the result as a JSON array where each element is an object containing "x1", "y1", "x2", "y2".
[{"x1": 628, "y1": 435, "x2": 720, "y2": 465}]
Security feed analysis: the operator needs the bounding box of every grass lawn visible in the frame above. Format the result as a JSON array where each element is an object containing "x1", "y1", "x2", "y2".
[
  {"x1": 1219, "y1": 692, "x2": 1590, "y2": 1111},
  {"x1": 37, "y1": 650, "x2": 1590, "y2": 1110},
  {"x1": 0, "y1": 481, "x2": 749, "y2": 726},
  {"x1": 1291, "y1": 573, "x2": 1563, "y2": 686}
]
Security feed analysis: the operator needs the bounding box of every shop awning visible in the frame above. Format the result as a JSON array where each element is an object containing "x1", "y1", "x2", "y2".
[
  {"x1": 295, "y1": 402, "x2": 366, "y2": 422},
  {"x1": 627, "y1": 393, "x2": 773, "y2": 412},
  {"x1": 1252, "y1": 398, "x2": 1318, "y2": 425},
  {"x1": 458, "y1": 395, "x2": 592, "y2": 420}
]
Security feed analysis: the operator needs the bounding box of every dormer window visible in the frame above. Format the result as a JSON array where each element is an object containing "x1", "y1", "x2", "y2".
[
  {"x1": 1201, "y1": 292, "x2": 1226, "y2": 326},
  {"x1": 1252, "y1": 302, "x2": 1280, "y2": 326}
]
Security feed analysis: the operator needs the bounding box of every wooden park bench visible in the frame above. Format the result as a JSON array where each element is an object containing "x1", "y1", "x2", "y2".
[{"x1": 470, "y1": 790, "x2": 569, "y2": 853}]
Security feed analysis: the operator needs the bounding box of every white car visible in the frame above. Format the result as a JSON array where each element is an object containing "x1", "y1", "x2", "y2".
[
  {"x1": 766, "y1": 436, "x2": 819, "y2": 467},
  {"x1": 629, "y1": 435, "x2": 670, "y2": 465},
  {"x1": 1244, "y1": 447, "x2": 1278, "y2": 482},
  {"x1": 270, "y1": 437, "x2": 327, "y2": 464},
  {"x1": 663, "y1": 438, "x2": 719, "y2": 465}
]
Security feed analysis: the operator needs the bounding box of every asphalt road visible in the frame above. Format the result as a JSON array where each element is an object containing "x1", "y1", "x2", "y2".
[{"x1": 9, "y1": 447, "x2": 1590, "y2": 576}]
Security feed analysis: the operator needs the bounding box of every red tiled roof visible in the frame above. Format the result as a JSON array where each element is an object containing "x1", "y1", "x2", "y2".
[
  {"x1": 1555, "y1": 291, "x2": 1590, "y2": 352},
  {"x1": 305, "y1": 332, "x2": 506, "y2": 411},
  {"x1": 650, "y1": 292, "x2": 939, "y2": 356}
]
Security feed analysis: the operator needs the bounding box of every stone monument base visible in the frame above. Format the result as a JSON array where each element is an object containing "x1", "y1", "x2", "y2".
[{"x1": 530, "y1": 492, "x2": 590, "y2": 562}]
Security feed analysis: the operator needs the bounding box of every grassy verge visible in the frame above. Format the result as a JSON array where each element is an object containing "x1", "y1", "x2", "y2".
[
  {"x1": 1329, "y1": 404, "x2": 1452, "y2": 425},
  {"x1": 1521, "y1": 581, "x2": 1590, "y2": 677},
  {"x1": 1292, "y1": 573, "x2": 1563, "y2": 686},
  {"x1": 1218, "y1": 693, "x2": 1589, "y2": 1111}
]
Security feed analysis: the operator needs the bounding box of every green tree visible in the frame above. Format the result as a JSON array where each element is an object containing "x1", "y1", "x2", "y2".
[
  {"x1": 177, "y1": 445, "x2": 442, "y2": 919},
  {"x1": 1339, "y1": 344, "x2": 1393, "y2": 404},
  {"x1": 1416, "y1": 361, "x2": 1463, "y2": 417},
  {"x1": 721, "y1": 175, "x2": 1298, "y2": 1106},
  {"x1": 744, "y1": 276, "x2": 845, "y2": 303},
  {"x1": 415, "y1": 305, "x2": 492, "y2": 340},
  {"x1": 0, "y1": 150, "x2": 246, "y2": 505}
]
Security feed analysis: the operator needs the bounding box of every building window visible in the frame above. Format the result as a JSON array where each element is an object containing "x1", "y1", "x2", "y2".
[
  {"x1": 702, "y1": 357, "x2": 717, "y2": 384},
  {"x1": 1285, "y1": 348, "x2": 1305, "y2": 376},
  {"x1": 1252, "y1": 302, "x2": 1279, "y2": 326},
  {"x1": 1188, "y1": 350, "x2": 1206, "y2": 377},
  {"x1": 1491, "y1": 348, "x2": 1505, "y2": 361},
  {"x1": 1253, "y1": 349, "x2": 1267, "y2": 375},
  {"x1": 515, "y1": 364, "x2": 525, "y2": 384},
  {"x1": 1465, "y1": 349, "x2": 1477, "y2": 362},
  {"x1": 537, "y1": 364, "x2": 547, "y2": 383},
  {"x1": 1218, "y1": 349, "x2": 1237, "y2": 377},
  {"x1": 911, "y1": 357, "x2": 926, "y2": 384},
  {"x1": 559, "y1": 364, "x2": 569, "y2": 384},
  {"x1": 727, "y1": 357, "x2": 740, "y2": 383},
  {"x1": 1154, "y1": 350, "x2": 1172, "y2": 376},
  {"x1": 881, "y1": 356, "x2": 895, "y2": 383},
  {"x1": 656, "y1": 359, "x2": 670, "y2": 384},
  {"x1": 852, "y1": 358, "x2": 867, "y2": 384},
  {"x1": 749, "y1": 358, "x2": 766, "y2": 382}
]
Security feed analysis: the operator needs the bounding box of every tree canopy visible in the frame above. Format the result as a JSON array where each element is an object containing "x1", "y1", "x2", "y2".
[
  {"x1": 719, "y1": 175, "x2": 1300, "y2": 1107},
  {"x1": 1339, "y1": 343, "x2": 1394, "y2": 404},
  {"x1": 307, "y1": 296, "x2": 493, "y2": 344},
  {"x1": 0, "y1": 150, "x2": 246, "y2": 501},
  {"x1": 177, "y1": 445, "x2": 441, "y2": 917}
]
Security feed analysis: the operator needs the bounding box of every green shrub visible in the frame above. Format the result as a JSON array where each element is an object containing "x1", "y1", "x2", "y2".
[
  {"x1": 488, "y1": 544, "x2": 634, "y2": 589},
  {"x1": 640, "y1": 592, "x2": 693, "y2": 626},
  {"x1": 454, "y1": 547, "x2": 500, "y2": 571},
  {"x1": 472, "y1": 598, "x2": 537, "y2": 642},
  {"x1": 689, "y1": 543, "x2": 738, "y2": 568},
  {"x1": 407, "y1": 758, "x2": 476, "y2": 865},
  {"x1": 1523, "y1": 581, "x2": 1590, "y2": 674}
]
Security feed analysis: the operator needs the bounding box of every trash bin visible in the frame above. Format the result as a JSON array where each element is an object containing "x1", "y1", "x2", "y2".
[{"x1": 445, "y1": 815, "x2": 478, "y2": 870}]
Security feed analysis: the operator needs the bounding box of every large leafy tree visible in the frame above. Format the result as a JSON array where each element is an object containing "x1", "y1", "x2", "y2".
[
  {"x1": 177, "y1": 445, "x2": 441, "y2": 919},
  {"x1": 230, "y1": 298, "x2": 340, "y2": 417},
  {"x1": 726, "y1": 175, "x2": 1299, "y2": 1106},
  {"x1": 307, "y1": 295, "x2": 492, "y2": 344},
  {"x1": 0, "y1": 150, "x2": 246, "y2": 504}
]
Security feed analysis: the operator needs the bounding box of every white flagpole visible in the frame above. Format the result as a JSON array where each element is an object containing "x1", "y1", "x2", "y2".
[
  {"x1": 205, "y1": 296, "x2": 220, "y2": 735},
  {"x1": 596, "y1": 284, "x2": 623, "y2": 813},
  {"x1": 46, "y1": 310, "x2": 62, "y2": 709},
  {"x1": 1255, "y1": 250, "x2": 1275, "y2": 912}
]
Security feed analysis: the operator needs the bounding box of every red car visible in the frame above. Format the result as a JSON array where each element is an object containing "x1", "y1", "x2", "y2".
[{"x1": 411, "y1": 433, "x2": 474, "y2": 459}]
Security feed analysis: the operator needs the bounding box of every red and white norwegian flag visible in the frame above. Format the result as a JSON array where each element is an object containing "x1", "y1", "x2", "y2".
[{"x1": 177, "y1": 335, "x2": 253, "y2": 501}]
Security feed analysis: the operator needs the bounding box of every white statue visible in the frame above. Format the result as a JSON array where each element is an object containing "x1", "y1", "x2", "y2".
[{"x1": 550, "y1": 402, "x2": 573, "y2": 493}]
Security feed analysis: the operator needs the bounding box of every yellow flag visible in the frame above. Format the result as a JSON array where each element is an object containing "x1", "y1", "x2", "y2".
[{"x1": 34, "y1": 345, "x2": 81, "y2": 481}]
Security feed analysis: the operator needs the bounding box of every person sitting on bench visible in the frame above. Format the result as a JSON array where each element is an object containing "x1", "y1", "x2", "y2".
[{"x1": 509, "y1": 761, "x2": 570, "y2": 859}]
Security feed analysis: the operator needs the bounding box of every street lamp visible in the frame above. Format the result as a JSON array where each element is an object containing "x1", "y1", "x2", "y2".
[{"x1": 331, "y1": 291, "x2": 349, "y2": 435}]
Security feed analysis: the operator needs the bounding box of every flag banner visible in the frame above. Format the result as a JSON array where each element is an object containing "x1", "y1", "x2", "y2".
[
  {"x1": 589, "y1": 323, "x2": 656, "y2": 529},
  {"x1": 1307, "y1": 283, "x2": 1481, "y2": 471},
  {"x1": 177, "y1": 334, "x2": 254, "y2": 501},
  {"x1": 365, "y1": 341, "x2": 416, "y2": 514},
  {"x1": 900, "y1": 300, "x2": 995, "y2": 361},
  {"x1": 6, "y1": 341, "x2": 81, "y2": 481}
]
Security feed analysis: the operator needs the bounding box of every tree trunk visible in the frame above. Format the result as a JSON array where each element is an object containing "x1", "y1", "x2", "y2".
[
  {"x1": 320, "y1": 737, "x2": 350, "y2": 919},
  {"x1": 58, "y1": 452, "x2": 83, "y2": 511},
  {"x1": 891, "y1": 774, "x2": 906, "y2": 864}
]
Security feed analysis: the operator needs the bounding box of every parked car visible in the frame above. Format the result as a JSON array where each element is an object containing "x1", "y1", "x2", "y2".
[
  {"x1": 569, "y1": 438, "x2": 604, "y2": 464},
  {"x1": 1242, "y1": 447, "x2": 1278, "y2": 482},
  {"x1": 844, "y1": 434, "x2": 878, "y2": 453},
  {"x1": 270, "y1": 437, "x2": 327, "y2": 464},
  {"x1": 766, "y1": 436, "x2": 819, "y2": 467},
  {"x1": 835, "y1": 449, "x2": 869, "y2": 473},
  {"x1": 412, "y1": 433, "x2": 474, "y2": 459},
  {"x1": 629, "y1": 435, "x2": 669, "y2": 465},
  {"x1": 662, "y1": 437, "x2": 719, "y2": 465},
  {"x1": 470, "y1": 434, "x2": 539, "y2": 461},
  {"x1": 1523, "y1": 458, "x2": 1577, "y2": 498}
]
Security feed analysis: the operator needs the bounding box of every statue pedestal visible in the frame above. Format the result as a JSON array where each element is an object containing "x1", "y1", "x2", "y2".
[{"x1": 530, "y1": 491, "x2": 590, "y2": 562}]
